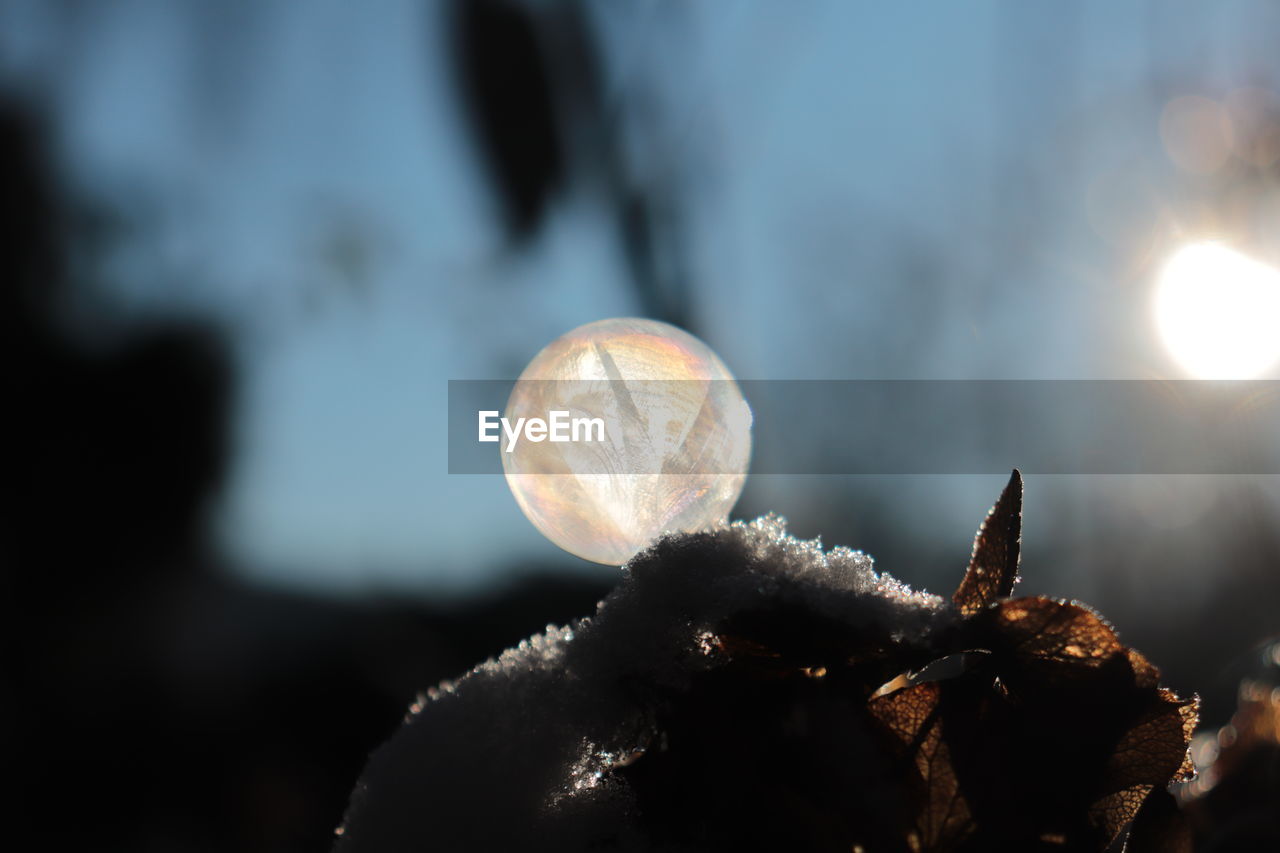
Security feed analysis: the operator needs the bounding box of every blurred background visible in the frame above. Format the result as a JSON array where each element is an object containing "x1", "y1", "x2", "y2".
[{"x1": 2, "y1": 1, "x2": 1277, "y2": 850}]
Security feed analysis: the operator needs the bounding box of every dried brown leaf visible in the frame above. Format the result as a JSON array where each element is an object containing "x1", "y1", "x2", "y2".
[
  {"x1": 1125, "y1": 789, "x2": 1193, "y2": 853},
  {"x1": 868, "y1": 682, "x2": 973, "y2": 852},
  {"x1": 953, "y1": 470, "x2": 1022, "y2": 616},
  {"x1": 988, "y1": 596, "x2": 1125, "y2": 681},
  {"x1": 1101, "y1": 690, "x2": 1199, "y2": 794},
  {"x1": 1125, "y1": 648, "x2": 1161, "y2": 690},
  {"x1": 1091, "y1": 784, "x2": 1154, "y2": 845},
  {"x1": 869, "y1": 680, "x2": 941, "y2": 746}
]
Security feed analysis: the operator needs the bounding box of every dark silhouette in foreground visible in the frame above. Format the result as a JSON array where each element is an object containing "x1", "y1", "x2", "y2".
[
  {"x1": 336, "y1": 473, "x2": 1202, "y2": 852},
  {"x1": 1, "y1": 98, "x2": 613, "y2": 853}
]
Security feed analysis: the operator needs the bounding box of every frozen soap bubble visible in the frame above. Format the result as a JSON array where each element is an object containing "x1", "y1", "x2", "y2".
[{"x1": 502, "y1": 317, "x2": 752, "y2": 565}]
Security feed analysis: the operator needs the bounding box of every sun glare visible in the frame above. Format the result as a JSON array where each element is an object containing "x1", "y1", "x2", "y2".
[{"x1": 1155, "y1": 242, "x2": 1280, "y2": 379}]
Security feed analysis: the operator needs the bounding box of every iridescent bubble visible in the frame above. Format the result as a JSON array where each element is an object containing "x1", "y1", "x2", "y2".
[{"x1": 502, "y1": 318, "x2": 752, "y2": 565}]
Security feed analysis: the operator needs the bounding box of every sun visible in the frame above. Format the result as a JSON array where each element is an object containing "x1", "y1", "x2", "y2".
[{"x1": 1154, "y1": 241, "x2": 1280, "y2": 379}]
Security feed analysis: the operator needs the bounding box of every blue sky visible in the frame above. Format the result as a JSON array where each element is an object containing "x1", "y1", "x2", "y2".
[{"x1": 2, "y1": 0, "x2": 1276, "y2": 595}]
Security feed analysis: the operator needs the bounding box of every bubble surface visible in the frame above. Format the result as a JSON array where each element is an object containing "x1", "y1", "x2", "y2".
[{"x1": 502, "y1": 318, "x2": 752, "y2": 565}]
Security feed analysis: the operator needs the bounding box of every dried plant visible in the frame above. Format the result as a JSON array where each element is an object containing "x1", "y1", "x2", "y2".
[{"x1": 336, "y1": 472, "x2": 1197, "y2": 852}]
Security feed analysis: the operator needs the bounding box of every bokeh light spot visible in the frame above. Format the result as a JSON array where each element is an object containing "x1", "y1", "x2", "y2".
[{"x1": 1160, "y1": 95, "x2": 1234, "y2": 174}]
